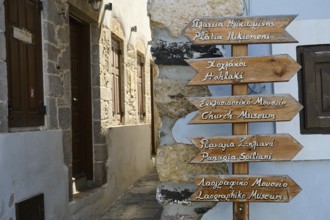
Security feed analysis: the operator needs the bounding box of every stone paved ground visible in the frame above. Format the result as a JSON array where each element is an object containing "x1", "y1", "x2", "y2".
[{"x1": 101, "y1": 168, "x2": 163, "y2": 220}]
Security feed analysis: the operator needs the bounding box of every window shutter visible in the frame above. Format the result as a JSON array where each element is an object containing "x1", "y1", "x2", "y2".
[
  {"x1": 111, "y1": 38, "x2": 122, "y2": 118},
  {"x1": 137, "y1": 54, "x2": 145, "y2": 119},
  {"x1": 5, "y1": 0, "x2": 44, "y2": 127},
  {"x1": 297, "y1": 45, "x2": 330, "y2": 133}
]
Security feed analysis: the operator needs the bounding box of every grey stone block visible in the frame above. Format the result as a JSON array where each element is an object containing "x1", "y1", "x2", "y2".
[
  {"x1": 58, "y1": 107, "x2": 71, "y2": 129},
  {"x1": 94, "y1": 162, "x2": 106, "y2": 186},
  {"x1": 47, "y1": 97, "x2": 58, "y2": 129},
  {"x1": 0, "y1": 2, "x2": 5, "y2": 31},
  {"x1": 48, "y1": 74, "x2": 64, "y2": 97},
  {"x1": 62, "y1": 129, "x2": 72, "y2": 165},
  {"x1": 45, "y1": 42, "x2": 61, "y2": 64},
  {"x1": 93, "y1": 120, "x2": 106, "y2": 145},
  {"x1": 94, "y1": 144, "x2": 108, "y2": 161},
  {"x1": 0, "y1": 32, "x2": 6, "y2": 60}
]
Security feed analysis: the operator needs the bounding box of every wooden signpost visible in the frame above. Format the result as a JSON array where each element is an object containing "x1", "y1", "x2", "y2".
[
  {"x1": 182, "y1": 15, "x2": 297, "y2": 45},
  {"x1": 189, "y1": 94, "x2": 303, "y2": 124},
  {"x1": 190, "y1": 175, "x2": 301, "y2": 203},
  {"x1": 186, "y1": 54, "x2": 301, "y2": 85},
  {"x1": 190, "y1": 134, "x2": 302, "y2": 163},
  {"x1": 182, "y1": 14, "x2": 302, "y2": 220}
]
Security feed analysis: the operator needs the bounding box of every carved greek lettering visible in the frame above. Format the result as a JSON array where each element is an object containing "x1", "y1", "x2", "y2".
[
  {"x1": 251, "y1": 178, "x2": 288, "y2": 188},
  {"x1": 200, "y1": 138, "x2": 236, "y2": 151},
  {"x1": 192, "y1": 19, "x2": 224, "y2": 30},
  {"x1": 226, "y1": 19, "x2": 275, "y2": 29}
]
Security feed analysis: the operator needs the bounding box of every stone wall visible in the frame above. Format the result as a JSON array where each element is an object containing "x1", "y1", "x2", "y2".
[
  {"x1": 148, "y1": 0, "x2": 245, "y2": 219},
  {"x1": 1, "y1": 0, "x2": 155, "y2": 218}
]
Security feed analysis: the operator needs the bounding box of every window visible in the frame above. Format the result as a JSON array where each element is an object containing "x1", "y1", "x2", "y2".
[
  {"x1": 16, "y1": 194, "x2": 45, "y2": 220},
  {"x1": 137, "y1": 54, "x2": 146, "y2": 119},
  {"x1": 5, "y1": 0, "x2": 45, "y2": 127},
  {"x1": 111, "y1": 37, "x2": 122, "y2": 120},
  {"x1": 297, "y1": 44, "x2": 330, "y2": 134}
]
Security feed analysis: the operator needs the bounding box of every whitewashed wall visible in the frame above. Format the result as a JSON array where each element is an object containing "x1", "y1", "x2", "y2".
[
  {"x1": 0, "y1": 130, "x2": 68, "y2": 220},
  {"x1": 273, "y1": 19, "x2": 330, "y2": 160}
]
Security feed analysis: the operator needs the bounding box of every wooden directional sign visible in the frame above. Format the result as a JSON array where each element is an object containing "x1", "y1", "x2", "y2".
[
  {"x1": 189, "y1": 94, "x2": 303, "y2": 124},
  {"x1": 190, "y1": 175, "x2": 301, "y2": 202},
  {"x1": 182, "y1": 15, "x2": 297, "y2": 45},
  {"x1": 186, "y1": 54, "x2": 301, "y2": 86},
  {"x1": 189, "y1": 134, "x2": 302, "y2": 163}
]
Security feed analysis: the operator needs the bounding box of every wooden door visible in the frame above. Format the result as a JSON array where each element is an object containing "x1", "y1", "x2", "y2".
[
  {"x1": 69, "y1": 16, "x2": 93, "y2": 179},
  {"x1": 5, "y1": 0, "x2": 44, "y2": 127}
]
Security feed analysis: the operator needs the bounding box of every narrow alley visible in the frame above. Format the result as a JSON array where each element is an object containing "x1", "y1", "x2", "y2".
[{"x1": 101, "y1": 168, "x2": 162, "y2": 220}]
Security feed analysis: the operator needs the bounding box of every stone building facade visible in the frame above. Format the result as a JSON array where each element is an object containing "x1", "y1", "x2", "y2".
[{"x1": 0, "y1": 0, "x2": 155, "y2": 219}]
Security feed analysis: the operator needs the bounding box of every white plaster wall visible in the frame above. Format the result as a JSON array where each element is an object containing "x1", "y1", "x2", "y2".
[
  {"x1": 273, "y1": 18, "x2": 330, "y2": 160},
  {"x1": 100, "y1": 0, "x2": 152, "y2": 52},
  {"x1": 0, "y1": 130, "x2": 69, "y2": 220},
  {"x1": 69, "y1": 125, "x2": 154, "y2": 220},
  {"x1": 106, "y1": 124, "x2": 154, "y2": 195}
]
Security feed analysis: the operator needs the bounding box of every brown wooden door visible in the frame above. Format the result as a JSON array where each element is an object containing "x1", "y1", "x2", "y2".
[
  {"x1": 70, "y1": 16, "x2": 93, "y2": 179},
  {"x1": 5, "y1": 0, "x2": 44, "y2": 127}
]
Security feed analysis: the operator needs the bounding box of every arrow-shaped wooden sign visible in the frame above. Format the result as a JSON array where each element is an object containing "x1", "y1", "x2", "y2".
[
  {"x1": 189, "y1": 134, "x2": 302, "y2": 163},
  {"x1": 182, "y1": 15, "x2": 298, "y2": 45},
  {"x1": 186, "y1": 54, "x2": 301, "y2": 85},
  {"x1": 189, "y1": 94, "x2": 303, "y2": 124},
  {"x1": 190, "y1": 175, "x2": 301, "y2": 202}
]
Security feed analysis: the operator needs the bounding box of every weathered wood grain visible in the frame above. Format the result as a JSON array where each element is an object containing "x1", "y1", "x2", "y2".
[
  {"x1": 182, "y1": 15, "x2": 298, "y2": 45},
  {"x1": 186, "y1": 54, "x2": 301, "y2": 85},
  {"x1": 189, "y1": 94, "x2": 303, "y2": 124},
  {"x1": 190, "y1": 175, "x2": 302, "y2": 203},
  {"x1": 189, "y1": 134, "x2": 302, "y2": 163}
]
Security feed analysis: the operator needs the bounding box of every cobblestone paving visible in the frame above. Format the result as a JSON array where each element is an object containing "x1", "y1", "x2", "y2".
[{"x1": 101, "y1": 168, "x2": 163, "y2": 220}]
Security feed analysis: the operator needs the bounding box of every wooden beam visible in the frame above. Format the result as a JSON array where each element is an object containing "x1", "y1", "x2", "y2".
[{"x1": 232, "y1": 44, "x2": 249, "y2": 220}]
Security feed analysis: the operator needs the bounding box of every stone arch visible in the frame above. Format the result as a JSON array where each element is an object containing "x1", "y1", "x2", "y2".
[
  {"x1": 136, "y1": 39, "x2": 146, "y2": 56},
  {"x1": 111, "y1": 18, "x2": 125, "y2": 40}
]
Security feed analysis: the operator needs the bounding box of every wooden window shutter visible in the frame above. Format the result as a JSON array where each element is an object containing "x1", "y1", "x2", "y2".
[
  {"x1": 5, "y1": 0, "x2": 44, "y2": 127},
  {"x1": 111, "y1": 38, "x2": 122, "y2": 118},
  {"x1": 297, "y1": 45, "x2": 330, "y2": 134},
  {"x1": 137, "y1": 54, "x2": 145, "y2": 119}
]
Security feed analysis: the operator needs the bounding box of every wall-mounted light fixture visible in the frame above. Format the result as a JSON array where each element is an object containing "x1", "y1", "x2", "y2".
[
  {"x1": 104, "y1": 3, "x2": 112, "y2": 10},
  {"x1": 131, "y1": 26, "x2": 137, "y2": 32},
  {"x1": 88, "y1": 0, "x2": 103, "y2": 11}
]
